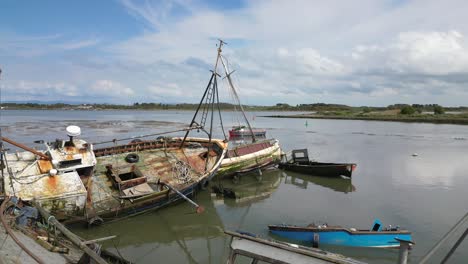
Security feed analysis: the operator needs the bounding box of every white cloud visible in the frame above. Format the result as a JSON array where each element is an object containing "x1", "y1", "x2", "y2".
[
  {"x1": 59, "y1": 39, "x2": 100, "y2": 50},
  {"x1": 91, "y1": 80, "x2": 134, "y2": 96},
  {"x1": 3, "y1": 0, "x2": 468, "y2": 106}
]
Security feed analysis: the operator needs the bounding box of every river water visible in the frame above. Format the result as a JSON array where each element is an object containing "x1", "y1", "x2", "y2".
[{"x1": 1, "y1": 110, "x2": 467, "y2": 263}]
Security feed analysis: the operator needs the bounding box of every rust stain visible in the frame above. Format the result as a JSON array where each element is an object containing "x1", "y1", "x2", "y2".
[
  {"x1": 38, "y1": 160, "x2": 53, "y2": 174},
  {"x1": 47, "y1": 175, "x2": 57, "y2": 190}
]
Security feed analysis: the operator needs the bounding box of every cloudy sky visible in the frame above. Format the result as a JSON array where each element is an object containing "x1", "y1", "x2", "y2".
[{"x1": 1, "y1": 0, "x2": 468, "y2": 106}]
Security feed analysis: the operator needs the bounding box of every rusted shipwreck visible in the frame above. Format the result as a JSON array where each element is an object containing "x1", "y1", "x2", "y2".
[{"x1": 1, "y1": 128, "x2": 227, "y2": 224}]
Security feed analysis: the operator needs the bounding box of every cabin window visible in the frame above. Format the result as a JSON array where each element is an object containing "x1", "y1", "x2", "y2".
[
  {"x1": 59, "y1": 158, "x2": 82, "y2": 167},
  {"x1": 294, "y1": 153, "x2": 305, "y2": 158}
]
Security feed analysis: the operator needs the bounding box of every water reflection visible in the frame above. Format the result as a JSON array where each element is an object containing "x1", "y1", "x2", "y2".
[
  {"x1": 72, "y1": 191, "x2": 227, "y2": 264},
  {"x1": 282, "y1": 170, "x2": 356, "y2": 193},
  {"x1": 211, "y1": 169, "x2": 282, "y2": 207}
]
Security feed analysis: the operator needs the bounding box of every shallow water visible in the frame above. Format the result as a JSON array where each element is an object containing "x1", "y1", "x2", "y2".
[{"x1": 1, "y1": 110, "x2": 467, "y2": 263}]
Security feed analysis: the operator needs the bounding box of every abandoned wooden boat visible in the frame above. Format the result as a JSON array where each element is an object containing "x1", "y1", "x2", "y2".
[
  {"x1": 279, "y1": 149, "x2": 356, "y2": 178},
  {"x1": 212, "y1": 40, "x2": 282, "y2": 178},
  {"x1": 225, "y1": 230, "x2": 366, "y2": 264},
  {"x1": 1, "y1": 130, "x2": 227, "y2": 224},
  {"x1": 229, "y1": 125, "x2": 266, "y2": 138},
  {"x1": 269, "y1": 219, "x2": 412, "y2": 248}
]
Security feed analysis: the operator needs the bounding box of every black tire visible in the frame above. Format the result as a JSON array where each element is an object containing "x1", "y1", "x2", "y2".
[{"x1": 125, "y1": 153, "x2": 139, "y2": 163}]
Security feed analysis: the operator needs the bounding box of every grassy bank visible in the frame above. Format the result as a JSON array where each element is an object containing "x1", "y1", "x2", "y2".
[{"x1": 263, "y1": 111, "x2": 468, "y2": 125}]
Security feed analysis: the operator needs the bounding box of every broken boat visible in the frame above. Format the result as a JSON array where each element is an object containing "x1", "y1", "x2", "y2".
[
  {"x1": 210, "y1": 40, "x2": 282, "y2": 178},
  {"x1": 225, "y1": 230, "x2": 365, "y2": 264},
  {"x1": 279, "y1": 149, "x2": 356, "y2": 178},
  {"x1": 268, "y1": 219, "x2": 412, "y2": 248}
]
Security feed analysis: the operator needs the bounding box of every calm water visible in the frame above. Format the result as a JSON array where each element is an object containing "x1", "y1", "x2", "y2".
[{"x1": 1, "y1": 110, "x2": 467, "y2": 263}]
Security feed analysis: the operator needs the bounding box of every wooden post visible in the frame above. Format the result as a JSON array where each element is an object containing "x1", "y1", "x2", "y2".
[{"x1": 32, "y1": 201, "x2": 108, "y2": 264}]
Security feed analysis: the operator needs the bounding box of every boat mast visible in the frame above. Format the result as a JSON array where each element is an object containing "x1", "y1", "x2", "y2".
[
  {"x1": 180, "y1": 40, "x2": 227, "y2": 147},
  {"x1": 218, "y1": 44, "x2": 257, "y2": 143}
]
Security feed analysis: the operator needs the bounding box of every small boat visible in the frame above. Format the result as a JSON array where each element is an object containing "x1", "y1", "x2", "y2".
[
  {"x1": 225, "y1": 230, "x2": 365, "y2": 264},
  {"x1": 229, "y1": 125, "x2": 266, "y2": 138},
  {"x1": 269, "y1": 219, "x2": 412, "y2": 248},
  {"x1": 279, "y1": 149, "x2": 356, "y2": 178}
]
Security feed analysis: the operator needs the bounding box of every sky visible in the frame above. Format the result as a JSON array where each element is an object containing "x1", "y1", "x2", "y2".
[{"x1": 1, "y1": 0, "x2": 468, "y2": 106}]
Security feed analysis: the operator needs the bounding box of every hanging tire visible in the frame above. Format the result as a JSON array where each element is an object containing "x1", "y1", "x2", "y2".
[{"x1": 125, "y1": 153, "x2": 139, "y2": 163}]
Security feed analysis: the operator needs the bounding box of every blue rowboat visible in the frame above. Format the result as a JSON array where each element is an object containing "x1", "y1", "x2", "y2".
[{"x1": 268, "y1": 219, "x2": 413, "y2": 248}]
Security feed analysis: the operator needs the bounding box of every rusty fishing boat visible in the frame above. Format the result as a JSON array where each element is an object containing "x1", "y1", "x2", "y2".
[{"x1": 0, "y1": 61, "x2": 229, "y2": 225}]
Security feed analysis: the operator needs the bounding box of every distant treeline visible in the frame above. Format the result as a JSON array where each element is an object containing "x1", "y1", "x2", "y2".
[{"x1": 2, "y1": 102, "x2": 468, "y2": 112}]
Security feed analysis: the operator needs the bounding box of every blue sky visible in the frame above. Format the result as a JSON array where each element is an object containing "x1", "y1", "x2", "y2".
[{"x1": 1, "y1": 0, "x2": 468, "y2": 106}]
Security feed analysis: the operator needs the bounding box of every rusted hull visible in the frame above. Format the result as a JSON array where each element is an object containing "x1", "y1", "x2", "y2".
[
  {"x1": 3, "y1": 137, "x2": 227, "y2": 224},
  {"x1": 217, "y1": 139, "x2": 281, "y2": 178}
]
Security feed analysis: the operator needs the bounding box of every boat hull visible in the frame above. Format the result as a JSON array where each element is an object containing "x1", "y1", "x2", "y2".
[
  {"x1": 217, "y1": 139, "x2": 281, "y2": 178},
  {"x1": 269, "y1": 225, "x2": 412, "y2": 248},
  {"x1": 278, "y1": 162, "x2": 356, "y2": 178}
]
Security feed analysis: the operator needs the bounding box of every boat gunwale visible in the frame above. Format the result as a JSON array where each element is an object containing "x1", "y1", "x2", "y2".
[{"x1": 268, "y1": 225, "x2": 411, "y2": 235}]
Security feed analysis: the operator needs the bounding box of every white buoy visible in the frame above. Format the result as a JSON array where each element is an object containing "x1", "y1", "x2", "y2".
[
  {"x1": 412, "y1": 153, "x2": 418, "y2": 157},
  {"x1": 66, "y1": 125, "x2": 81, "y2": 137},
  {"x1": 49, "y1": 169, "x2": 58, "y2": 176}
]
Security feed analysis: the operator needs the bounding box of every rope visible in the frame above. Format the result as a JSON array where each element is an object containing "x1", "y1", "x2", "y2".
[{"x1": 92, "y1": 126, "x2": 201, "y2": 145}]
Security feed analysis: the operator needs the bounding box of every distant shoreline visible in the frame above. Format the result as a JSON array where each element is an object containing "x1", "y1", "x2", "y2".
[{"x1": 262, "y1": 114, "x2": 468, "y2": 125}]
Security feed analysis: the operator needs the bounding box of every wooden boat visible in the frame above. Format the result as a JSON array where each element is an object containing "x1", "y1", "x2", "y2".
[
  {"x1": 225, "y1": 230, "x2": 366, "y2": 264},
  {"x1": 229, "y1": 125, "x2": 266, "y2": 138},
  {"x1": 269, "y1": 219, "x2": 412, "y2": 248},
  {"x1": 218, "y1": 138, "x2": 281, "y2": 178},
  {"x1": 1, "y1": 133, "x2": 227, "y2": 224},
  {"x1": 212, "y1": 40, "x2": 282, "y2": 178},
  {"x1": 279, "y1": 149, "x2": 356, "y2": 178}
]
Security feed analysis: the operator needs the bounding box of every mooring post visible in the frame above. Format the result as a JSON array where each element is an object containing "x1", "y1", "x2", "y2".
[{"x1": 395, "y1": 238, "x2": 415, "y2": 264}]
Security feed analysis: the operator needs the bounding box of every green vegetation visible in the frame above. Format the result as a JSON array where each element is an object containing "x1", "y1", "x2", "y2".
[
  {"x1": 434, "y1": 105, "x2": 445, "y2": 115},
  {"x1": 2, "y1": 102, "x2": 468, "y2": 125},
  {"x1": 400, "y1": 106, "x2": 416, "y2": 115}
]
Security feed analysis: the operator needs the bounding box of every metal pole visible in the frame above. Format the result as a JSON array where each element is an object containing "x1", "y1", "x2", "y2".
[
  {"x1": 395, "y1": 238, "x2": 414, "y2": 264},
  {"x1": 219, "y1": 56, "x2": 256, "y2": 142},
  {"x1": 163, "y1": 183, "x2": 204, "y2": 213},
  {"x1": 1, "y1": 136, "x2": 50, "y2": 160},
  {"x1": 180, "y1": 74, "x2": 215, "y2": 148}
]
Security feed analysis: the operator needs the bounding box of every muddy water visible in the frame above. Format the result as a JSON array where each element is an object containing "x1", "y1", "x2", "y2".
[{"x1": 1, "y1": 110, "x2": 467, "y2": 263}]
